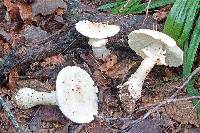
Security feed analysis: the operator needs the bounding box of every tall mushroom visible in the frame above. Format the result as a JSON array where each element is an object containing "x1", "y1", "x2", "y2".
[
  {"x1": 13, "y1": 66, "x2": 98, "y2": 123},
  {"x1": 75, "y1": 20, "x2": 120, "y2": 60},
  {"x1": 118, "y1": 29, "x2": 183, "y2": 103}
]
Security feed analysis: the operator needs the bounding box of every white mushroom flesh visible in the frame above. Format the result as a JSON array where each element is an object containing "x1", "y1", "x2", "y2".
[
  {"x1": 123, "y1": 44, "x2": 165, "y2": 100},
  {"x1": 88, "y1": 38, "x2": 110, "y2": 59},
  {"x1": 119, "y1": 29, "x2": 183, "y2": 103},
  {"x1": 13, "y1": 87, "x2": 57, "y2": 109}
]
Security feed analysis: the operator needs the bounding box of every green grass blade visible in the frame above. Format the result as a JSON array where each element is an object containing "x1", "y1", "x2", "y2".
[
  {"x1": 98, "y1": 0, "x2": 175, "y2": 15},
  {"x1": 183, "y1": 14, "x2": 200, "y2": 118},
  {"x1": 177, "y1": 1, "x2": 199, "y2": 48},
  {"x1": 97, "y1": 1, "x2": 125, "y2": 11},
  {"x1": 183, "y1": 15, "x2": 200, "y2": 77},
  {"x1": 163, "y1": 0, "x2": 188, "y2": 42},
  {"x1": 127, "y1": 0, "x2": 175, "y2": 14}
]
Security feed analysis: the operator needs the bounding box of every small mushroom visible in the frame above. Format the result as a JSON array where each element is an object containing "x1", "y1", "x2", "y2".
[
  {"x1": 75, "y1": 20, "x2": 120, "y2": 60},
  {"x1": 13, "y1": 66, "x2": 98, "y2": 123},
  {"x1": 118, "y1": 29, "x2": 183, "y2": 103}
]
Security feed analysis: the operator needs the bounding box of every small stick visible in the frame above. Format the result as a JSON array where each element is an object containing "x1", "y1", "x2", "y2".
[
  {"x1": 0, "y1": 96, "x2": 26, "y2": 133},
  {"x1": 97, "y1": 66, "x2": 200, "y2": 132},
  {"x1": 121, "y1": 66, "x2": 200, "y2": 132}
]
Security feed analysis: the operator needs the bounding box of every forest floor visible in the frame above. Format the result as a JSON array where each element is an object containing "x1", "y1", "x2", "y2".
[{"x1": 0, "y1": 0, "x2": 200, "y2": 133}]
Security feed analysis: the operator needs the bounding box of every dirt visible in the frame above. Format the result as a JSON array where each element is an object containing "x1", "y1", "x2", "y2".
[{"x1": 0, "y1": 0, "x2": 199, "y2": 133}]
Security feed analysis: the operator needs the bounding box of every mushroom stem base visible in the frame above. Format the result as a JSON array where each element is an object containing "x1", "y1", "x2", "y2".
[
  {"x1": 92, "y1": 45, "x2": 110, "y2": 60},
  {"x1": 120, "y1": 56, "x2": 157, "y2": 101},
  {"x1": 13, "y1": 88, "x2": 57, "y2": 109}
]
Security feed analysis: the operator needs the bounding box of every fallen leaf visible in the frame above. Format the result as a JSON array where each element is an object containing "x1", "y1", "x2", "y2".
[
  {"x1": 55, "y1": 8, "x2": 65, "y2": 16},
  {"x1": 92, "y1": 70, "x2": 111, "y2": 89},
  {"x1": 8, "y1": 68, "x2": 19, "y2": 90},
  {"x1": 153, "y1": 5, "x2": 171, "y2": 21},
  {"x1": 105, "y1": 60, "x2": 137, "y2": 79},
  {"x1": 31, "y1": 0, "x2": 67, "y2": 16},
  {"x1": 17, "y1": 3, "x2": 32, "y2": 21},
  {"x1": 165, "y1": 100, "x2": 199, "y2": 126},
  {"x1": 3, "y1": 0, "x2": 19, "y2": 19},
  {"x1": 99, "y1": 54, "x2": 117, "y2": 72},
  {"x1": 41, "y1": 55, "x2": 65, "y2": 67}
]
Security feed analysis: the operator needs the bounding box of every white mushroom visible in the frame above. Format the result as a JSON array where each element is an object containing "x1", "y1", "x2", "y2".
[
  {"x1": 118, "y1": 29, "x2": 183, "y2": 102},
  {"x1": 13, "y1": 66, "x2": 98, "y2": 123},
  {"x1": 75, "y1": 20, "x2": 120, "y2": 60}
]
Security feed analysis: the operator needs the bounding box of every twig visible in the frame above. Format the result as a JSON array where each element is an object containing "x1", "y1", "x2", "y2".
[
  {"x1": 0, "y1": 96, "x2": 26, "y2": 133},
  {"x1": 97, "y1": 66, "x2": 200, "y2": 132},
  {"x1": 142, "y1": 0, "x2": 152, "y2": 28},
  {"x1": 121, "y1": 66, "x2": 200, "y2": 132},
  {"x1": 170, "y1": 66, "x2": 200, "y2": 99}
]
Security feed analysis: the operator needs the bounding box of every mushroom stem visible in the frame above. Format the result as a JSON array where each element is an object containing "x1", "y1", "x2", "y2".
[
  {"x1": 88, "y1": 38, "x2": 110, "y2": 60},
  {"x1": 92, "y1": 45, "x2": 110, "y2": 60},
  {"x1": 123, "y1": 56, "x2": 157, "y2": 100},
  {"x1": 13, "y1": 88, "x2": 57, "y2": 109}
]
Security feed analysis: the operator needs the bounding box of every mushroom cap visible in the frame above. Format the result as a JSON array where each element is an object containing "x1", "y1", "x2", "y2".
[
  {"x1": 56, "y1": 66, "x2": 98, "y2": 123},
  {"x1": 128, "y1": 29, "x2": 183, "y2": 67},
  {"x1": 75, "y1": 20, "x2": 120, "y2": 39}
]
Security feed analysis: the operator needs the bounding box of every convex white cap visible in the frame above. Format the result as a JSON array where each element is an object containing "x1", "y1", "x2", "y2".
[
  {"x1": 75, "y1": 20, "x2": 120, "y2": 47},
  {"x1": 13, "y1": 66, "x2": 98, "y2": 124},
  {"x1": 56, "y1": 66, "x2": 98, "y2": 123},
  {"x1": 75, "y1": 20, "x2": 120, "y2": 39},
  {"x1": 128, "y1": 29, "x2": 183, "y2": 67}
]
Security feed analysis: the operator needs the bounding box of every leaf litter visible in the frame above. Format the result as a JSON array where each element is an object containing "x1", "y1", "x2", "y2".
[{"x1": 0, "y1": 0, "x2": 199, "y2": 132}]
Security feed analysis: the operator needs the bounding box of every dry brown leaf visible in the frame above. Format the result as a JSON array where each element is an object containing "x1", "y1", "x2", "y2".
[
  {"x1": 55, "y1": 8, "x2": 65, "y2": 16},
  {"x1": 92, "y1": 70, "x2": 111, "y2": 90},
  {"x1": 105, "y1": 60, "x2": 137, "y2": 79},
  {"x1": 17, "y1": 3, "x2": 32, "y2": 21},
  {"x1": 3, "y1": 0, "x2": 19, "y2": 19},
  {"x1": 165, "y1": 101, "x2": 199, "y2": 126},
  {"x1": 99, "y1": 54, "x2": 117, "y2": 72},
  {"x1": 8, "y1": 68, "x2": 19, "y2": 90},
  {"x1": 41, "y1": 55, "x2": 65, "y2": 67},
  {"x1": 153, "y1": 5, "x2": 171, "y2": 21}
]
